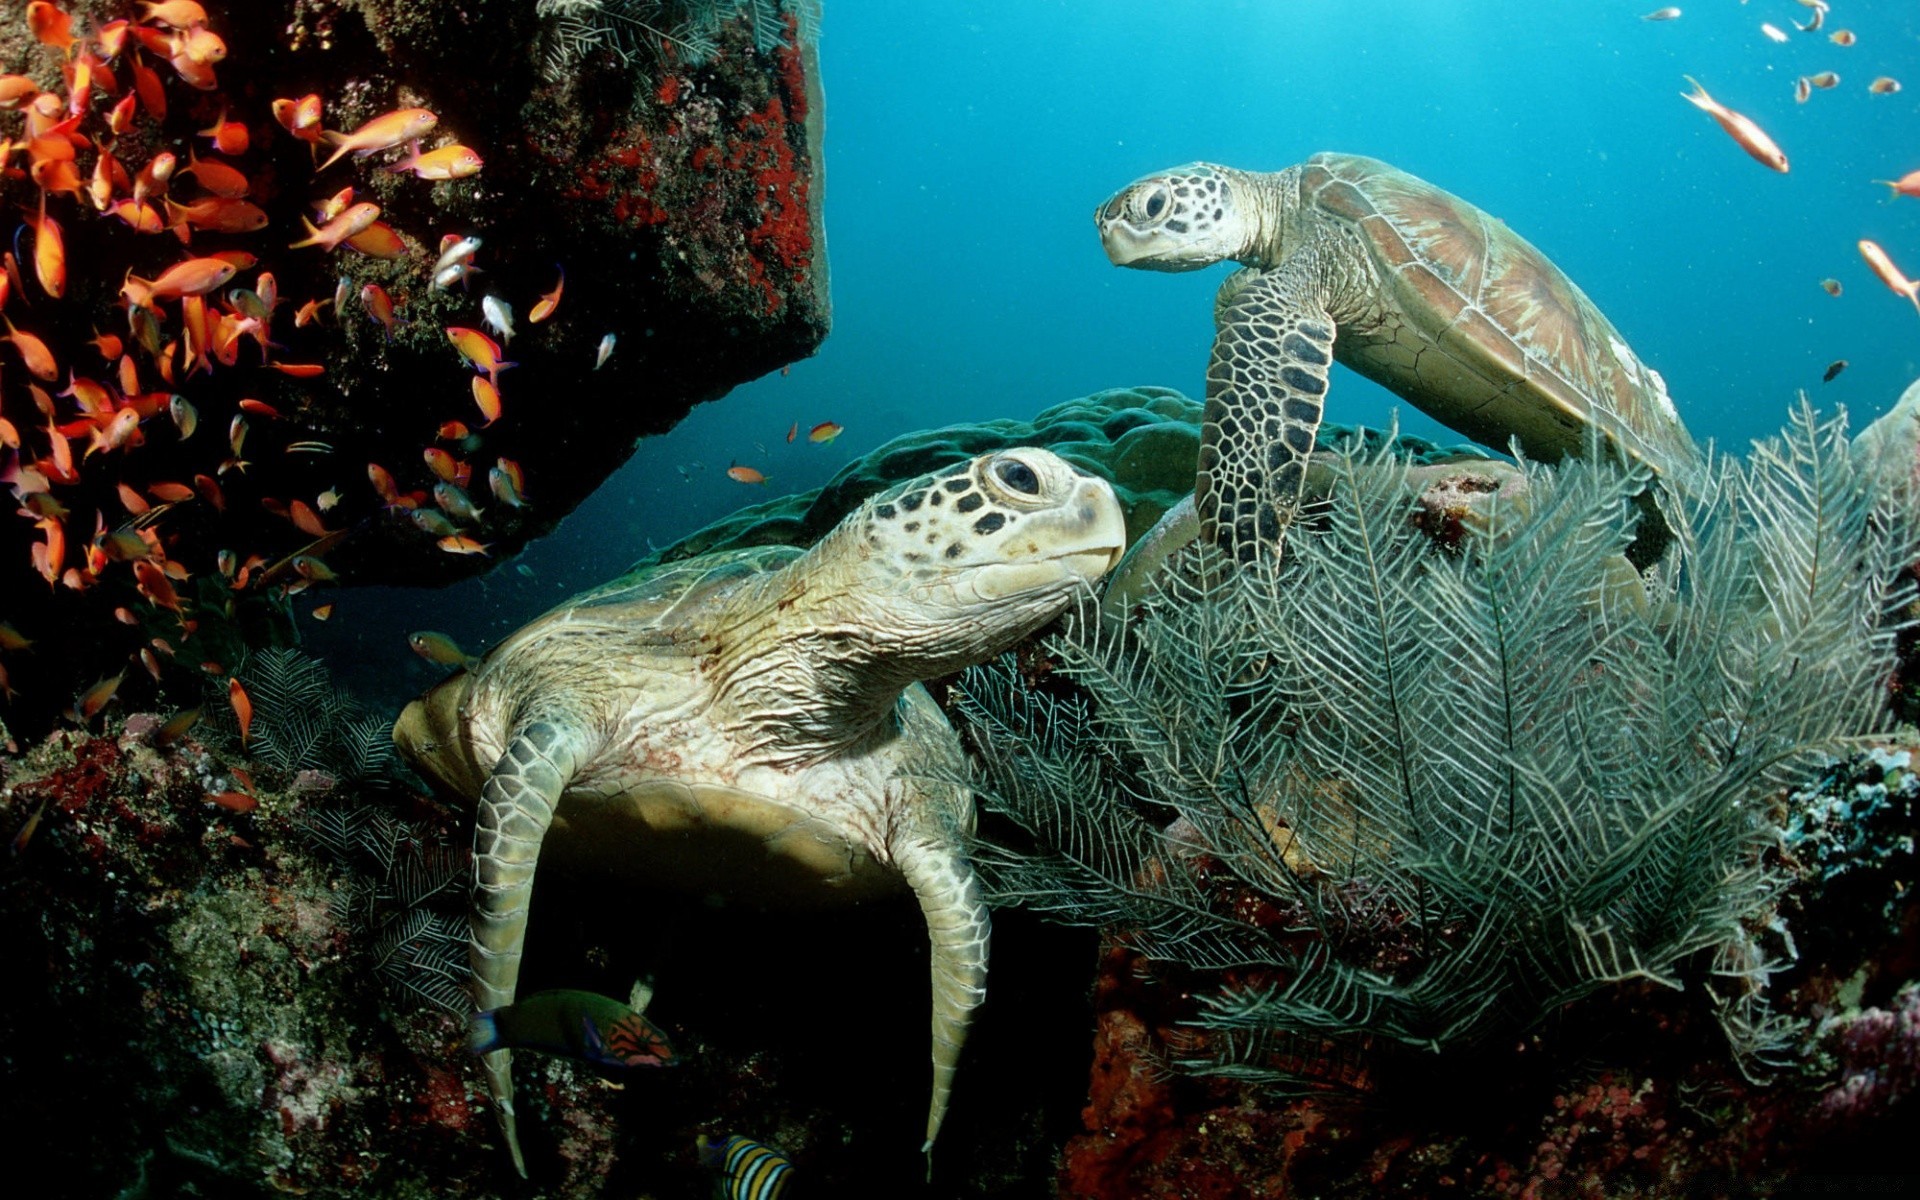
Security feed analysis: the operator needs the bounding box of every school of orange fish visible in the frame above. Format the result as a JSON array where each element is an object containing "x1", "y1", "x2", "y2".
[
  {"x1": 0, "y1": 2, "x2": 565, "y2": 722},
  {"x1": 1654, "y1": 2, "x2": 1920, "y2": 312}
]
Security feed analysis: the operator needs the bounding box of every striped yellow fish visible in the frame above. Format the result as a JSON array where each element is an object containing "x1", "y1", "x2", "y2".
[{"x1": 697, "y1": 1134, "x2": 793, "y2": 1200}]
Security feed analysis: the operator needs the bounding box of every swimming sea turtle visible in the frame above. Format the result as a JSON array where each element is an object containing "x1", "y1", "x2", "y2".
[
  {"x1": 1094, "y1": 152, "x2": 1701, "y2": 564},
  {"x1": 392, "y1": 448, "x2": 1126, "y2": 1176}
]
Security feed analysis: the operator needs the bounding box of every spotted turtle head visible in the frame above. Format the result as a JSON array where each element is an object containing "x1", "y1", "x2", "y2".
[{"x1": 1096, "y1": 162, "x2": 1255, "y2": 271}]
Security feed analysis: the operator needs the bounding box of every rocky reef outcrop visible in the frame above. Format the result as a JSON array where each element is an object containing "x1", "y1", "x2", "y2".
[{"x1": 0, "y1": 0, "x2": 826, "y2": 734}]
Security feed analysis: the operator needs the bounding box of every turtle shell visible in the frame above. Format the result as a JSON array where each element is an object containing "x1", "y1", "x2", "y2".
[{"x1": 1300, "y1": 152, "x2": 1698, "y2": 476}]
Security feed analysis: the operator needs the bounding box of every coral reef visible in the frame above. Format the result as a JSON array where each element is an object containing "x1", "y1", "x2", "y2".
[
  {"x1": 642, "y1": 384, "x2": 1491, "y2": 564},
  {"x1": 0, "y1": 0, "x2": 828, "y2": 736},
  {"x1": 0, "y1": 698, "x2": 1091, "y2": 1195},
  {"x1": 953, "y1": 406, "x2": 1920, "y2": 1195}
]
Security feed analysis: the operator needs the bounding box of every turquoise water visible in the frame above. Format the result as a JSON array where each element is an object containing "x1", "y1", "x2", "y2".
[{"x1": 327, "y1": 0, "x2": 1920, "y2": 698}]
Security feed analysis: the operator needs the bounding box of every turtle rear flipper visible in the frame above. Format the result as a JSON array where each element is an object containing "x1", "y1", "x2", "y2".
[
  {"x1": 472, "y1": 719, "x2": 582, "y2": 1179},
  {"x1": 1203, "y1": 263, "x2": 1336, "y2": 563}
]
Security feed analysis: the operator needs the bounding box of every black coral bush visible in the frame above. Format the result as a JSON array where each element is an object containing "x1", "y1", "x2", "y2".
[{"x1": 954, "y1": 404, "x2": 1919, "y2": 1081}]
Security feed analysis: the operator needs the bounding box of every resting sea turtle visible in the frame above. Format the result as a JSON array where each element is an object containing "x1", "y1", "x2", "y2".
[
  {"x1": 393, "y1": 448, "x2": 1127, "y2": 1175},
  {"x1": 1094, "y1": 152, "x2": 1701, "y2": 564}
]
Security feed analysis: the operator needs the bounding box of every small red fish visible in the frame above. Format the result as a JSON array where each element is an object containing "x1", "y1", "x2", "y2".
[
  {"x1": 436, "y1": 535, "x2": 491, "y2": 556},
  {"x1": 471, "y1": 376, "x2": 503, "y2": 426},
  {"x1": 786, "y1": 422, "x2": 798, "y2": 443},
  {"x1": 73, "y1": 671, "x2": 124, "y2": 724},
  {"x1": 207, "y1": 790, "x2": 258, "y2": 813},
  {"x1": 727, "y1": 464, "x2": 766, "y2": 484},
  {"x1": 446, "y1": 326, "x2": 515, "y2": 385},
  {"x1": 808, "y1": 421, "x2": 843, "y2": 444},
  {"x1": 423, "y1": 448, "x2": 460, "y2": 482},
  {"x1": 1859, "y1": 239, "x2": 1920, "y2": 317},
  {"x1": 199, "y1": 107, "x2": 247, "y2": 155},
  {"x1": 529, "y1": 266, "x2": 565, "y2": 323},
  {"x1": 318, "y1": 107, "x2": 438, "y2": 170},
  {"x1": 289, "y1": 202, "x2": 381, "y2": 251},
  {"x1": 1681, "y1": 76, "x2": 1788, "y2": 173},
  {"x1": 388, "y1": 142, "x2": 483, "y2": 180},
  {"x1": 27, "y1": 194, "x2": 64, "y2": 299},
  {"x1": 229, "y1": 677, "x2": 253, "y2": 747},
  {"x1": 1877, "y1": 170, "x2": 1920, "y2": 201},
  {"x1": 27, "y1": 3, "x2": 76, "y2": 54},
  {"x1": 362, "y1": 283, "x2": 400, "y2": 338}
]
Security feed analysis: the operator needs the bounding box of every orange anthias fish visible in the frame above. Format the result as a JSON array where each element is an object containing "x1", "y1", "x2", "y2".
[
  {"x1": 318, "y1": 107, "x2": 438, "y2": 170},
  {"x1": 471, "y1": 376, "x2": 503, "y2": 426},
  {"x1": 727, "y1": 464, "x2": 766, "y2": 484},
  {"x1": 3, "y1": 316, "x2": 59, "y2": 381},
  {"x1": 388, "y1": 142, "x2": 483, "y2": 180},
  {"x1": 529, "y1": 266, "x2": 565, "y2": 323},
  {"x1": 289, "y1": 202, "x2": 381, "y2": 251},
  {"x1": 229, "y1": 676, "x2": 253, "y2": 747},
  {"x1": 140, "y1": 2, "x2": 209, "y2": 28},
  {"x1": 808, "y1": 421, "x2": 843, "y2": 444},
  {"x1": 785, "y1": 422, "x2": 797, "y2": 443},
  {"x1": 27, "y1": 3, "x2": 76, "y2": 54},
  {"x1": 1859, "y1": 239, "x2": 1920, "y2": 317},
  {"x1": 73, "y1": 671, "x2": 125, "y2": 725},
  {"x1": 1681, "y1": 76, "x2": 1788, "y2": 173},
  {"x1": 273, "y1": 93, "x2": 325, "y2": 148},
  {"x1": 122, "y1": 256, "x2": 238, "y2": 307},
  {"x1": 199, "y1": 108, "x2": 247, "y2": 155},
  {"x1": 1877, "y1": 170, "x2": 1920, "y2": 200},
  {"x1": 362, "y1": 283, "x2": 400, "y2": 338},
  {"x1": 446, "y1": 326, "x2": 516, "y2": 385},
  {"x1": 27, "y1": 194, "x2": 64, "y2": 299}
]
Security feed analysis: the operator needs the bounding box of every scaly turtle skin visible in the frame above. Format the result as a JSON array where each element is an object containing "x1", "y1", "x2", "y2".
[
  {"x1": 393, "y1": 448, "x2": 1127, "y2": 1176},
  {"x1": 1095, "y1": 153, "x2": 1701, "y2": 563}
]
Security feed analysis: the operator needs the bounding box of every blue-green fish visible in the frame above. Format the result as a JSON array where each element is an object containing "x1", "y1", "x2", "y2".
[
  {"x1": 697, "y1": 1134, "x2": 793, "y2": 1200},
  {"x1": 467, "y1": 988, "x2": 675, "y2": 1069}
]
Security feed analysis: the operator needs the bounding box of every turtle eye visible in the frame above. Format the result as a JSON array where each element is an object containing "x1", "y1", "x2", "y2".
[
  {"x1": 994, "y1": 458, "x2": 1040, "y2": 495},
  {"x1": 1141, "y1": 186, "x2": 1169, "y2": 221}
]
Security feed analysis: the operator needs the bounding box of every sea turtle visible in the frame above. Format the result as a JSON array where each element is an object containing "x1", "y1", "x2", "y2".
[
  {"x1": 1094, "y1": 152, "x2": 1701, "y2": 564},
  {"x1": 392, "y1": 448, "x2": 1126, "y2": 1176}
]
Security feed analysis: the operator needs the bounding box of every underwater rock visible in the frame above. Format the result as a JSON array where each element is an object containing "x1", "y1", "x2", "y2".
[
  {"x1": 643, "y1": 385, "x2": 1490, "y2": 564},
  {"x1": 0, "y1": 1, "x2": 826, "y2": 731}
]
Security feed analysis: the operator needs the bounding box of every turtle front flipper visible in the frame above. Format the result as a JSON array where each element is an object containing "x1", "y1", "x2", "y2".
[
  {"x1": 472, "y1": 719, "x2": 582, "y2": 1178},
  {"x1": 1202, "y1": 264, "x2": 1336, "y2": 563},
  {"x1": 894, "y1": 831, "x2": 990, "y2": 1170}
]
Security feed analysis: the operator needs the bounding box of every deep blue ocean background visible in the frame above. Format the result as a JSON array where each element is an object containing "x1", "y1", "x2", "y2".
[{"x1": 321, "y1": 0, "x2": 1920, "y2": 704}]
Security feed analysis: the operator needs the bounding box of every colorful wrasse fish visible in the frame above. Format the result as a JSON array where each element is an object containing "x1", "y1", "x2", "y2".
[
  {"x1": 469, "y1": 989, "x2": 676, "y2": 1070},
  {"x1": 697, "y1": 1134, "x2": 794, "y2": 1200}
]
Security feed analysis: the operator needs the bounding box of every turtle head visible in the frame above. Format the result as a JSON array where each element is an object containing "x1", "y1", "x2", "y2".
[
  {"x1": 1096, "y1": 162, "x2": 1260, "y2": 271},
  {"x1": 393, "y1": 672, "x2": 489, "y2": 800},
  {"x1": 840, "y1": 448, "x2": 1126, "y2": 673}
]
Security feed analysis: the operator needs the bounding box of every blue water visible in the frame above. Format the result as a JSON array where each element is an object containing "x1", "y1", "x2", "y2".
[{"x1": 327, "y1": 0, "x2": 1920, "y2": 700}]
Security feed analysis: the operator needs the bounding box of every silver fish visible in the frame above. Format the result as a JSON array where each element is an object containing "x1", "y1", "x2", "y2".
[
  {"x1": 595, "y1": 333, "x2": 615, "y2": 370},
  {"x1": 481, "y1": 295, "x2": 514, "y2": 345}
]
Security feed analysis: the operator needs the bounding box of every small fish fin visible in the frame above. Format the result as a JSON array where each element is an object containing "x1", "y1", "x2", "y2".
[
  {"x1": 288, "y1": 216, "x2": 323, "y2": 249},
  {"x1": 315, "y1": 134, "x2": 353, "y2": 172},
  {"x1": 467, "y1": 1008, "x2": 503, "y2": 1056}
]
